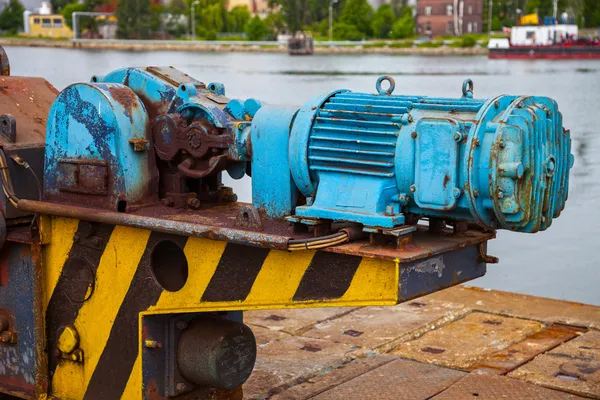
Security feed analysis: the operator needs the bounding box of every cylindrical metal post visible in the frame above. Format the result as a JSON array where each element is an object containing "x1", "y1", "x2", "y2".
[
  {"x1": 177, "y1": 316, "x2": 256, "y2": 390},
  {"x1": 488, "y1": 0, "x2": 492, "y2": 37}
]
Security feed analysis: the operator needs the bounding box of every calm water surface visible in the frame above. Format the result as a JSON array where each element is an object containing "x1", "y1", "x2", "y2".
[{"x1": 8, "y1": 47, "x2": 600, "y2": 304}]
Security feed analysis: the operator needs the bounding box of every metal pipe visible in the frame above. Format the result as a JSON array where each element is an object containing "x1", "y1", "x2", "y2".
[
  {"x1": 191, "y1": 0, "x2": 199, "y2": 40},
  {"x1": 488, "y1": 0, "x2": 492, "y2": 37},
  {"x1": 72, "y1": 12, "x2": 114, "y2": 40},
  {"x1": 329, "y1": 0, "x2": 338, "y2": 46},
  {"x1": 17, "y1": 199, "x2": 290, "y2": 250}
]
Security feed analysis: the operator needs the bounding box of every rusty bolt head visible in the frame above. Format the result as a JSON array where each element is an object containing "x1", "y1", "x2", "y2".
[
  {"x1": 494, "y1": 100, "x2": 500, "y2": 108},
  {"x1": 499, "y1": 140, "x2": 505, "y2": 149},
  {"x1": 411, "y1": 132, "x2": 418, "y2": 139},
  {"x1": 409, "y1": 185, "x2": 416, "y2": 193},
  {"x1": 473, "y1": 190, "x2": 480, "y2": 198},
  {"x1": 187, "y1": 198, "x2": 201, "y2": 210},
  {"x1": 497, "y1": 191, "x2": 504, "y2": 199},
  {"x1": 454, "y1": 132, "x2": 462, "y2": 142},
  {"x1": 474, "y1": 138, "x2": 481, "y2": 147},
  {"x1": 160, "y1": 197, "x2": 175, "y2": 207},
  {"x1": 1, "y1": 331, "x2": 12, "y2": 342}
]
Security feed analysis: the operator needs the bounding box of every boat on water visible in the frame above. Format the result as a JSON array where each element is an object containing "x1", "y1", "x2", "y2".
[
  {"x1": 288, "y1": 31, "x2": 314, "y2": 56},
  {"x1": 488, "y1": 20, "x2": 600, "y2": 60}
]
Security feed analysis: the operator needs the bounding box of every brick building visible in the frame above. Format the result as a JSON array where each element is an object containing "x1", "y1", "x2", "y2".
[{"x1": 416, "y1": 0, "x2": 482, "y2": 36}]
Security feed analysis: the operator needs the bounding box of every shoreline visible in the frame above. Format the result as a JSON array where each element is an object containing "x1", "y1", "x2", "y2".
[{"x1": 0, "y1": 37, "x2": 488, "y2": 56}]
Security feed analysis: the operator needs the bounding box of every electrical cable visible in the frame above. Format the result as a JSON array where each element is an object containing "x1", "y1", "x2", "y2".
[{"x1": 287, "y1": 231, "x2": 350, "y2": 251}]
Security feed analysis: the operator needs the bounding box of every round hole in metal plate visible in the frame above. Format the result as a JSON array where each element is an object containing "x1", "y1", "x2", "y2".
[{"x1": 151, "y1": 240, "x2": 188, "y2": 292}]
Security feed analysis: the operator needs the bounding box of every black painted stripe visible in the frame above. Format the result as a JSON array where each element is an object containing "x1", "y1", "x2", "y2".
[
  {"x1": 201, "y1": 243, "x2": 270, "y2": 302},
  {"x1": 83, "y1": 232, "x2": 188, "y2": 400},
  {"x1": 46, "y1": 222, "x2": 115, "y2": 382},
  {"x1": 293, "y1": 251, "x2": 362, "y2": 301}
]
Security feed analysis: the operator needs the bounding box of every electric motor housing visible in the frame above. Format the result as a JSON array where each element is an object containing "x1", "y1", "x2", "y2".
[{"x1": 254, "y1": 77, "x2": 573, "y2": 233}]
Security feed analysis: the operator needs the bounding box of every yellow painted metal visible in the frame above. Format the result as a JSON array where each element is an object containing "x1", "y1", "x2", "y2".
[
  {"x1": 49, "y1": 225, "x2": 151, "y2": 400},
  {"x1": 57, "y1": 326, "x2": 79, "y2": 354},
  {"x1": 42, "y1": 216, "x2": 399, "y2": 399},
  {"x1": 121, "y1": 355, "x2": 142, "y2": 400},
  {"x1": 42, "y1": 217, "x2": 79, "y2": 306}
]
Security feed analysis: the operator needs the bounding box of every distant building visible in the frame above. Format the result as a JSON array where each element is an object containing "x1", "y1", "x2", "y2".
[
  {"x1": 416, "y1": 0, "x2": 482, "y2": 36},
  {"x1": 25, "y1": 14, "x2": 72, "y2": 38},
  {"x1": 226, "y1": 0, "x2": 270, "y2": 18},
  {"x1": 22, "y1": 1, "x2": 72, "y2": 38}
]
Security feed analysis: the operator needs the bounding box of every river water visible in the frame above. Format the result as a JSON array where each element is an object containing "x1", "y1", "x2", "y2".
[{"x1": 7, "y1": 47, "x2": 600, "y2": 305}]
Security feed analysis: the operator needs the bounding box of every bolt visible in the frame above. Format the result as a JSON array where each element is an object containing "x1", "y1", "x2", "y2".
[
  {"x1": 547, "y1": 159, "x2": 556, "y2": 174},
  {"x1": 473, "y1": 190, "x2": 480, "y2": 198},
  {"x1": 454, "y1": 132, "x2": 463, "y2": 142},
  {"x1": 411, "y1": 132, "x2": 418, "y2": 139},
  {"x1": 160, "y1": 197, "x2": 174, "y2": 207},
  {"x1": 453, "y1": 188, "x2": 463, "y2": 198},
  {"x1": 499, "y1": 140, "x2": 505, "y2": 149},
  {"x1": 176, "y1": 320, "x2": 188, "y2": 330},
  {"x1": 144, "y1": 339, "x2": 162, "y2": 349},
  {"x1": 1, "y1": 331, "x2": 12, "y2": 342},
  {"x1": 409, "y1": 185, "x2": 416, "y2": 193},
  {"x1": 226, "y1": 193, "x2": 238, "y2": 203},
  {"x1": 385, "y1": 206, "x2": 394, "y2": 216},
  {"x1": 187, "y1": 198, "x2": 201, "y2": 210},
  {"x1": 494, "y1": 100, "x2": 500, "y2": 108},
  {"x1": 474, "y1": 138, "x2": 481, "y2": 147},
  {"x1": 497, "y1": 191, "x2": 504, "y2": 199},
  {"x1": 91, "y1": 237, "x2": 102, "y2": 247}
]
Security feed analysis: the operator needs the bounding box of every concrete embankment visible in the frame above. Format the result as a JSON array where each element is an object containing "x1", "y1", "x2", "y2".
[{"x1": 0, "y1": 37, "x2": 488, "y2": 56}]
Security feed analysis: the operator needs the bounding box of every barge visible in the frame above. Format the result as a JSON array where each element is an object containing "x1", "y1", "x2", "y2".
[{"x1": 488, "y1": 23, "x2": 600, "y2": 59}]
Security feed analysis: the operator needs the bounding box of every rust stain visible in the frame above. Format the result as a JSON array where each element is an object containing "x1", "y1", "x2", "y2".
[
  {"x1": 443, "y1": 175, "x2": 451, "y2": 188},
  {"x1": 482, "y1": 319, "x2": 503, "y2": 326},
  {"x1": 108, "y1": 86, "x2": 138, "y2": 112},
  {"x1": 422, "y1": 346, "x2": 446, "y2": 354}
]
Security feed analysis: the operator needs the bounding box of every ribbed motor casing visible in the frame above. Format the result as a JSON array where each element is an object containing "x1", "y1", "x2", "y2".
[{"x1": 307, "y1": 92, "x2": 412, "y2": 179}]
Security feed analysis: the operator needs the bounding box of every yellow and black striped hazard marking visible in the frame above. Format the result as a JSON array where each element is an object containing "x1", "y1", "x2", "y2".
[{"x1": 42, "y1": 217, "x2": 398, "y2": 399}]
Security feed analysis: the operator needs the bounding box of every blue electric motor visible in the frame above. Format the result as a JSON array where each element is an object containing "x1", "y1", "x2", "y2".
[
  {"x1": 44, "y1": 69, "x2": 573, "y2": 234},
  {"x1": 253, "y1": 76, "x2": 573, "y2": 233}
]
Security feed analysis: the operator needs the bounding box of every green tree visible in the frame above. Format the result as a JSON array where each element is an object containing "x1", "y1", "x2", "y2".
[
  {"x1": 582, "y1": 0, "x2": 600, "y2": 27},
  {"x1": 226, "y1": 5, "x2": 250, "y2": 33},
  {"x1": 390, "y1": 6, "x2": 414, "y2": 39},
  {"x1": 264, "y1": 12, "x2": 285, "y2": 39},
  {"x1": 61, "y1": 2, "x2": 87, "y2": 29},
  {"x1": 333, "y1": 21, "x2": 362, "y2": 40},
  {"x1": 116, "y1": 0, "x2": 151, "y2": 38},
  {"x1": 166, "y1": 0, "x2": 187, "y2": 37},
  {"x1": 0, "y1": 0, "x2": 24, "y2": 34},
  {"x1": 246, "y1": 15, "x2": 268, "y2": 40},
  {"x1": 340, "y1": 0, "x2": 373, "y2": 36},
  {"x1": 371, "y1": 3, "x2": 396, "y2": 38}
]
